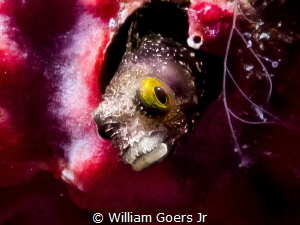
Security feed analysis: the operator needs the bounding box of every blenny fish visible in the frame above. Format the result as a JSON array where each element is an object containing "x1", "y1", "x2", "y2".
[{"x1": 93, "y1": 1, "x2": 223, "y2": 171}]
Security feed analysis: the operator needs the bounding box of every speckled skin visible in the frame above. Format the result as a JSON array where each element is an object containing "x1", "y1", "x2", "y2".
[{"x1": 94, "y1": 34, "x2": 200, "y2": 168}]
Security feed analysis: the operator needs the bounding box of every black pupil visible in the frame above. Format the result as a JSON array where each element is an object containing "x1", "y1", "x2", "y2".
[
  {"x1": 154, "y1": 86, "x2": 167, "y2": 104},
  {"x1": 193, "y1": 35, "x2": 201, "y2": 44}
]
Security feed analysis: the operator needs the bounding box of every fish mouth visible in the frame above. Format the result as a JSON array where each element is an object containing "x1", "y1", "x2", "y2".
[
  {"x1": 122, "y1": 133, "x2": 176, "y2": 171},
  {"x1": 94, "y1": 114, "x2": 177, "y2": 171},
  {"x1": 130, "y1": 143, "x2": 168, "y2": 171}
]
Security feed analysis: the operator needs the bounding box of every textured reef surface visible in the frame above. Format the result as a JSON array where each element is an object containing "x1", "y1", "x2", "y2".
[{"x1": 0, "y1": 0, "x2": 300, "y2": 224}]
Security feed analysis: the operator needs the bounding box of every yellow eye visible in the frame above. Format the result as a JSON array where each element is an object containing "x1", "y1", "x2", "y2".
[{"x1": 139, "y1": 77, "x2": 171, "y2": 111}]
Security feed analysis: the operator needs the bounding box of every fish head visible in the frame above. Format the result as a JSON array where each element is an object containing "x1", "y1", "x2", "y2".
[{"x1": 94, "y1": 35, "x2": 202, "y2": 171}]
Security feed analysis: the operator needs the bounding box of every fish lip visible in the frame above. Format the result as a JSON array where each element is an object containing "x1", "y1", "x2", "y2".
[
  {"x1": 121, "y1": 133, "x2": 177, "y2": 170},
  {"x1": 131, "y1": 143, "x2": 168, "y2": 171}
]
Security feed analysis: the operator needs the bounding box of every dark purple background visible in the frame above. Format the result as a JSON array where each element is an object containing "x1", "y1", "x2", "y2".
[{"x1": 0, "y1": 0, "x2": 300, "y2": 224}]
